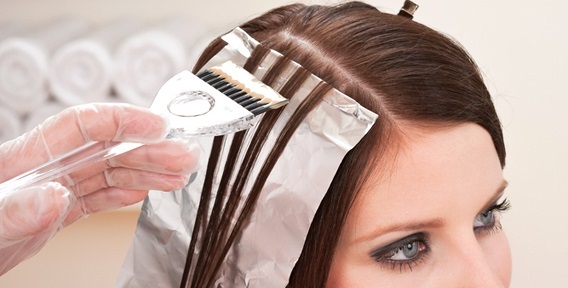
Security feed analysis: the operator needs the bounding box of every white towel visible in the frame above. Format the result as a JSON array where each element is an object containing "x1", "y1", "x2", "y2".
[
  {"x1": 0, "y1": 106, "x2": 22, "y2": 144},
  {"x1": 0, "y1": 17, "x2": 89, "y2": 115},
  {"x1": 22, "y1": 101, "x2": 67, "y2": 133},
  {"x1": 49, "y1": 19, "x2": 144, "y2": 106},
  {"x1": 114, "y1": 17, "x2": 209, "y2": 106}
]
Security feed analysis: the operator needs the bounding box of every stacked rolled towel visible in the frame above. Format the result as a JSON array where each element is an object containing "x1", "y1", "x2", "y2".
[
  {"x1": 0, "y1": 22, "x2": 24, "y2": 138},
  {"x1": 114, "y1": 17, "x2": 209, "y2": 106},
  {"x1": 0, "y1": 17, "x2": 89, "y2": 115},
  {"x1": 49, "y1": 19, "x2": 144, "y2": 106},
  {"x1": 0, "y1": 106, "x2": 21, "y2": 144}
]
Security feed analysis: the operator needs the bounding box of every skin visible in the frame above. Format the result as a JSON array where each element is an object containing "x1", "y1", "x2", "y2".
[{"x1": 327, "y1": 123, "x2": 512, "y2": 287}]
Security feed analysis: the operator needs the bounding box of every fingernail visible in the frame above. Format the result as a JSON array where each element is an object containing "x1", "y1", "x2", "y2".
[
  {"x1": 154, "y1": 113, "x2": 171, "y2": 140},
  {"x1": 186, "y1": 142, "x2": 202, "y2": 174},
  {"x1": 36, "y1": 183, "x2": 72, "y2": 227},
  {"x1": 172, "y1": 175, "x2": 191, "y2": 191},
  {"x1": 120, "y1": 111, "x2": 170, "y2": 143}
]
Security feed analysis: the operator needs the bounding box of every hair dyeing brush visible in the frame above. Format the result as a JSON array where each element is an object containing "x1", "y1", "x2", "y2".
[{"x1": 0, "y1": 61, "x2": 287, "y2": 194}]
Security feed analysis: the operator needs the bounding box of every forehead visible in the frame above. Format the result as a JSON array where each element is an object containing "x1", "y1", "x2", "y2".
[{"x1": 348, "y1": 123, "x2": 504, "y2": 234}]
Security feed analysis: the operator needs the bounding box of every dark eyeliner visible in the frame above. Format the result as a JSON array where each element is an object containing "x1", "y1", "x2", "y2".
[
  {"x1": 369, "y1": 232, "x2": 427, "y2": 260},
  {"x1": 475, "y1": 198, "x2": 511, "y2": 234}
]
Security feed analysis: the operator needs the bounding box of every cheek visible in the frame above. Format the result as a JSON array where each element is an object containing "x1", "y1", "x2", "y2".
[
  {"x1": 482, "y1": 231, "x2": 512, "y2": 286},
  {"x1": 326, "y1": 250, "x2": 355, "y2": 288},
  {"x1": 326, "y1": 251, "x2": 378, "y2": 288},
  {"x1": 325, "y1": 262, "x2": 343, "y2": 288}
]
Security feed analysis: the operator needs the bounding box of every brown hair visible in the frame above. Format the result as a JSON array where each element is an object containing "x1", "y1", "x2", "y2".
[{"x1": 180, "y1": 2, "x2": 505, "y2": 287}]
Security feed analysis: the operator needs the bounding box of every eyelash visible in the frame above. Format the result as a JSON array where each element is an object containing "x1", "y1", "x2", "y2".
[
  {"x1": 370, "y1": 233, "x2": 430, "y2": 273},
  {"x1": 474, "y1": 198, "x2": 511, "y2": 235},
  {"x1": 370, "y1": 198, "x2": 511, "y2": 273}
]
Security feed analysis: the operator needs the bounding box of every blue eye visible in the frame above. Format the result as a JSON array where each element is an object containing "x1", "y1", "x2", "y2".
[
  {"x1": 473, "y1": 198, "x2": 511, "y2": 232},
  {"x1": 387, "y1": 241, "x2": 424, "y2": 260},
  {"x1": 370, "y1": 233, "x2": 430, "y2": 272},
  {"x1": 473, "y1": 209, "x2": 495, "y2": 228}
]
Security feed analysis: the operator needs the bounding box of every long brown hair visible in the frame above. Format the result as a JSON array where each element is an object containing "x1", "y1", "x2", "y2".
[{"x1": 181, "y1": 2, "x2": 505, "y2": 287}]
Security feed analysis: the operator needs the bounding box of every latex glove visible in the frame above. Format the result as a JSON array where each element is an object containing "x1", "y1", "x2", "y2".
[
  {"x1": 0, "y1": 103, "x2": 199, "y2": 275},
  {"x1": 0, "y1": 182, "x2": 71, "y2": 275}
]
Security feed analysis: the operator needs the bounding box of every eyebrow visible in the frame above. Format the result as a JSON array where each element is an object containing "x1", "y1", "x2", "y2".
[{"x1": 354, "y1": 179, "x2": 509, "y2": 244}]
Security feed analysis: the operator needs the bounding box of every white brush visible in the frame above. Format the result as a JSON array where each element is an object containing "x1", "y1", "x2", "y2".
[{"x1": 0, "y1": 61, "x2": 287, "y2": 194}]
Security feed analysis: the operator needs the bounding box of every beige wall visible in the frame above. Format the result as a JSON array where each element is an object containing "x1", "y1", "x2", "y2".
[
  {"x1": 0, "y1": 211, "x2": 140, "y2": 287},
  {"x1": 1, "y1": 0, "x2": 567, "y2": 287}
]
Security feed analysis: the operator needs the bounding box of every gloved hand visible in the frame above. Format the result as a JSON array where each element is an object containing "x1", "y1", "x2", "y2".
[
  {"x1": 0, "y1": 103, "x2": 199, "y2": 275},
  {"x1": 0, "y1": 182, "x2": 71, "y2": 275}
]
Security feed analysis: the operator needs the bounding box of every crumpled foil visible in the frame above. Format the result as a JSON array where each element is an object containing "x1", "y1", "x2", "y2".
[{"x1": 117, "y1": 28, "x2": 378, "y2": 288}]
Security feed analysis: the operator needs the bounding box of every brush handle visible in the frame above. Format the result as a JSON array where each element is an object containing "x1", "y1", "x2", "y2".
[{"x1": 0, "y1": 140, "x2": 143, "y2": 195}]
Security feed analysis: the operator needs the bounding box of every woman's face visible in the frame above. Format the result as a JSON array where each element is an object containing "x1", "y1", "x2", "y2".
[{"x1": 327, "y1": 124, "x2": 511, "y2": 287}]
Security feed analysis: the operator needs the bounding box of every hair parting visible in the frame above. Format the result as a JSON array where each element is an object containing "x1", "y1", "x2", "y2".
[{"x1": 180, "y1": 2, "x2": 506, "y2": 287}]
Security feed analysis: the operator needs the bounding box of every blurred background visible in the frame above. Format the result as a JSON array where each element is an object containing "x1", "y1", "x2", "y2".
[{"x1": 0, "y1": 0, "x2": 566, "y2": 287}]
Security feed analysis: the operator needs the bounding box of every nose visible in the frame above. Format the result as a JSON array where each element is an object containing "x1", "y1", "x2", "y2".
[{"x1": 439, "y1": 231, "x2": 509, "y2": 288}]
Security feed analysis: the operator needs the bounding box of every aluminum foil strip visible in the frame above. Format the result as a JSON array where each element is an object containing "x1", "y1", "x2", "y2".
[{"x1": 117, "y1": 27, "x2": 377, "y2": 288}]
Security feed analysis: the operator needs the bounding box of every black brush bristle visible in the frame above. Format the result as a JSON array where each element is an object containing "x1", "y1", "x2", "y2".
[
  {"x1": 249, "y1": 106, "x2": 271, "y2": 115},
  {"x1": 197, "y1": 71, "x2": 279, "y2": 116},
  {"x1": 222, "y1": 87, "x2": 241, "y2": 96},
  {"x1": 233, "y1": 94, "x2": 251, "y2": 103},
  {"x1": 196, "y1": 70, "x2": 212, "y2": 78},
  {"x1": 239, "y1": 97, "x2": 261, "y2": 107},
  {"x1": 226, "y1": 90, "x2": 248, "y2": 100},
  {"x1": 211, "y1": 80, "x2": 228, "y2": 89},
  {"x1": 243, "y1": 101, "x2": 263, "y2": 111}
]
